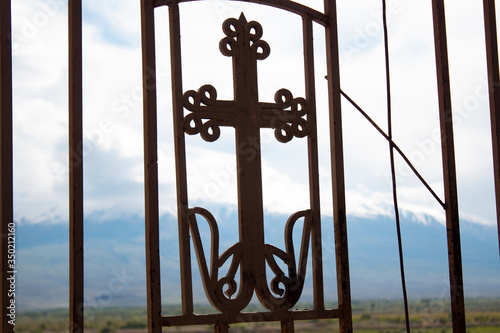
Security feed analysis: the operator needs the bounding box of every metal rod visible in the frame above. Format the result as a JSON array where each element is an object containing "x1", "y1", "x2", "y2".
[
  {"x1": 0, "y1": 0, "x2": 14, "y2": 331},
  {"x1": 214, "y1": 322, "x2": 229, "y2": 333},
  {"x1": 141, "y1": 0, "x2": 162, "y2": 331},
  {"x1": 281, "y1": 319, "x2": 295, "y2": 333},
  {"x1": 303, "y1": 15, "x2": 325, "y2": 312},
  {"x1": 161, "y1": 308, "x2": 340, "y2": 326},
  {"x1": 324, "y1": 0, "x2": 353, "y2": 332},
  {"x1": 340, "y1": 90, "x2": 445, "y2": 208},
  {"x1": 168, "y1": 3, "x2": 194, "y2": 315},
  {"x1": 431, "y1": 1, "x2": 466, "y2": 332},
  {"x1": 382, "y1": 1, "x2": 410, "y2": 332},
  {"x1": 68, "y1": 0, "x2": 84, "y2": 332},
  {"x1": 483, "y1": 0, "x2": 500, "y2": 257}
]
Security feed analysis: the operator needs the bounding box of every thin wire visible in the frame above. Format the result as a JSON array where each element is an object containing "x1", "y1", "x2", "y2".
[
  {"x1": 339, "y1": 90, "x2": 445, "y2": 208},
  {"x1": 383, "y1": 1, "x2": 410, "y2": 332}
]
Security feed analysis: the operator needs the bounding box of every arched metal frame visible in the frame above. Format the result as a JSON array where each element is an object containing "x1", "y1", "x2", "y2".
[
  {"x1": 141, "y1": 0, "x2": 352, "y2": 332},
  {"x1": 139, "y1": 1, "x2": 483, "y2": 333},
  {"x1": 0, "y1": 1, "x2": 498, "y2": 333}
]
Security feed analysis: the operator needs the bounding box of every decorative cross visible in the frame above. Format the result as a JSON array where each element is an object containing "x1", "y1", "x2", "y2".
[{"x1": 183, "y1": 14, "x2": 312, "y2": 312}]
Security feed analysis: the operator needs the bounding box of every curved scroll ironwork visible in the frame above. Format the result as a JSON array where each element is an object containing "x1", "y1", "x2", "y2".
[
  {"x1": 263, "y1": 210, "x2": 312, "y2": 309},
  {"x1": 183, "y1": 84, "x2": 235, "y2": 142},
  {"x1": 266, "y1": 88, "x2": 311, "y2": 143},
  {"x1": 219, "y1": 15, "x2": 271, "y2": 60},
  {"x1": 182, "y1": 14, "x2": 310, "y2": 144},
  {"x1": 188, "y1": 207, "x2": 313, "y2": 312},
  {"x1": 187, "y1": 207, "x2": 245, "y2": 312}
]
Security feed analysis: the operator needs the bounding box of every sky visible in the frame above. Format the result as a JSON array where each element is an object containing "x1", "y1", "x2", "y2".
[
  {"x1": 9, "y1": 0, "x2": 500, "y2": 309},
  {"x1": 10, "y1": 0, "x2": 499, "y2": 228}
]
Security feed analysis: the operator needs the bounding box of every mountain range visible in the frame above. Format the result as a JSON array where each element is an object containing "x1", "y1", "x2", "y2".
[{"x1": 16, "y1": 209, "x2": 500, "y2": 311}]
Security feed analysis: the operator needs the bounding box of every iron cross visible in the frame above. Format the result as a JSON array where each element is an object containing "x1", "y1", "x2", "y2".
[{"x1": 183, "y1": 13, "x2": 311, "y2": 312}]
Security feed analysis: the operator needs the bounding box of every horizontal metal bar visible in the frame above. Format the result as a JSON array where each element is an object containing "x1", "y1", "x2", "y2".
[{"x1": 161, "y1": 308, "x2": 339, "y2": 326}]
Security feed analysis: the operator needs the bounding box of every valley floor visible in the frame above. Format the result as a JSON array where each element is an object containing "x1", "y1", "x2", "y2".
[{"x1": 16, "y1": 298, "x2": 500, "y2": 333}]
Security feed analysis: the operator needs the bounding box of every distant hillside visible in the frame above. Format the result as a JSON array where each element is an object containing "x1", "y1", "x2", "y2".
[
  {"x1": 16, "y1": 210, "x2": 500, "y2": 311},
  {"x1": 15, "y1": 298, "x2": 500, "y2": 332}
]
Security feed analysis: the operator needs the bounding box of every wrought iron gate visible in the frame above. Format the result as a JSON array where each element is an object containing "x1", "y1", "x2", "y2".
[
  {"x1": 1, "y1": 1, "x2": 500, "y2": 333},
  {"x1": 141, "y1": 1, "x2": 352, "y2": 332}
]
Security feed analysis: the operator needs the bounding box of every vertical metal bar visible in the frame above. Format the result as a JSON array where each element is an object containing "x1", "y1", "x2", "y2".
[
  {"x1": 483, "y1": 0, "x2": 500, "y2": 257},
  {"x1": 431, "y1": 1, "x2": 466, "y2": 332},
  {"x1": 68, "y1": 0, "x2": 84, "y2": 332},
  {"x1": 302, "y1": 16, "x2": 325, "y2": 311},
  {"x1": 0, "y1": 0, "x2": 14, "y2": 332},
  {"x1": 168, "y1": 3, "x2": 194, "y2": 315},
  {"x1": 281, "y1": 319, "x2": 294, "y2": 333},
  {"x1": 324, "y1": 0, "x2": 353, "y2": 332},
  {"x1": 215, "y1": 322, "x2": 229, "y2": 333},
  {"x1": 141, "y1": 0, "x2": 162, "y2": 331}
]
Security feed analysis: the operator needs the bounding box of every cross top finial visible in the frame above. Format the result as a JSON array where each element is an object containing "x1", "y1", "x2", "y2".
[{"x1": 219, "y1": 13, "x2": 270, "y2": 60}]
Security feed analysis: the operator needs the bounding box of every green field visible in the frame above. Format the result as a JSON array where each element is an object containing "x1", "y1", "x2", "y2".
[{"x1": 16, "y1": 298, "x2": 500, "y2": 332}]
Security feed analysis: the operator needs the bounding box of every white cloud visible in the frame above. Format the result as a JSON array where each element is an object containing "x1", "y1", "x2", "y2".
[{"x1": 9, "y1": 0, "x2": 498, "y2": 230}]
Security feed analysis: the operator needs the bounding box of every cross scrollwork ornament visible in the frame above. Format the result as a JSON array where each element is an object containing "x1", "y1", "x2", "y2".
[{"x1": 182, "y1": 14, "x2": 315, "y2": 313}]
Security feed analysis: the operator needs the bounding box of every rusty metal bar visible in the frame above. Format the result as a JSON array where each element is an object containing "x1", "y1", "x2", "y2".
[
  {"x1": 141, "y1": 0, "x2": 162, "y2": 331},
  {"x1": 303, "y1": 15, "x2": 325, "y2": 312},
  {"x1": 281, "y1": 319, "x2": 294, "y2": 332},
  {"x1": 168, "y1": 3, "x2": 194, "y2": 315},
  {"x1": 214, "y1": 322, "x2": 229, "y2": 333},
  {"x1": 324, "y1": 0, "x2": 353, "y2": 332},
  {"x1": 0, "y1": 0, "x2": 14, "y2": 331},
  {"x1": 483, "y1": 0, "x2": 500, "y2": 257},
  {"x1": 161, "y1": 308, "x2": 340, "y2": 326},
  {"x1": 68, "y1": 0, "x2": 84, "y2": 332},
  {"x1": 431, "y1": 1, "x2": 466, "y2": 332}
]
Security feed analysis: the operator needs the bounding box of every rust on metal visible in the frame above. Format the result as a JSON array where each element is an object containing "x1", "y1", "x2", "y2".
[
  {"x1": 161, "y1": 308, "x2": 340, "y2": 326},
  {"x1": 431, "y1": 0, "x2": 466, "y2": 332},
  {"x1": 154, "y1": 0, "x2": 330, "y2": 26},
  {"x1": 169, "y1": 2, "x2": 194, "y2": 316},
  {"x1": 1, "y1": 0, "x2": 14, "y2": 331},
  {"x1": 68, "y1": 0, "x2": 84, "y2": 332},
  {"x1": 0, "y1": 0, "x2": 484, "y2": 333},
  {"x1": 140, "y1": 1, "x2": 353, "y2": 331},
  {"x1": 215, "y1": 322, "x2": 230, "y2": 333},
  {"x1": 303, "y1": 14, "x2": 325, "y2": 312},
  {"x1": 483, "y1": 0, "x2": 500, "y2": 257},
  {"x1": 324, "y1": 0, "x2": 353, "y2": 332},
  {"x1": 281, "y1": 319, "x2": 294, "y2": 332},
  {"x1": 141, "y1": 0, "x2": 162, "y2": 332}
]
